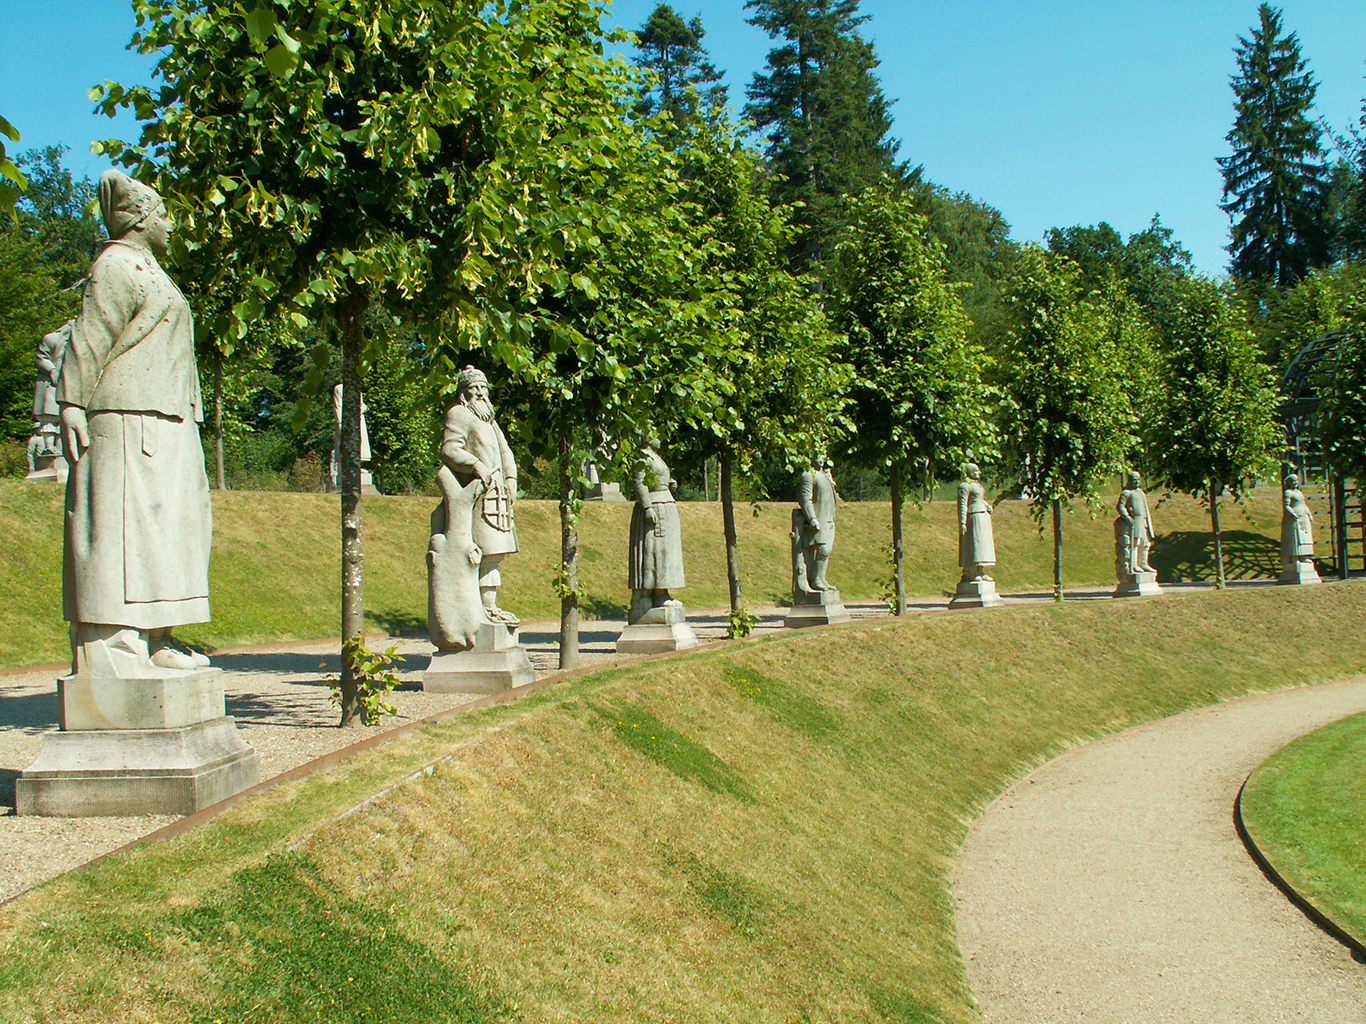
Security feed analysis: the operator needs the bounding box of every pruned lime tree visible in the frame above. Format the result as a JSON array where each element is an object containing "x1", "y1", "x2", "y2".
[
  {"x1": 828, "y1": 182, "x2": 995, "y2": 614},
  {"x1": 1314, "y1": 295, "x2": 1366, "y2": 484},
  {"x1": 999, "y1": 245, "x2": 1142, "y2": 601},
  {"x1": 95, "y1": 0, "x2": 655, "y2": 722},
  {"x1": 1148, "y1": 278, "x2": 1281, "y2": 587}
]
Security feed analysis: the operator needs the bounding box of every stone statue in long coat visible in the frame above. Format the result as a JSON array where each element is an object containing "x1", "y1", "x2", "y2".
[
  {"x1": 628, "y1": 437, "x2": 685, "y2": 623},
  {"x1": 957, "y1": 462, "x2": 995, "y2": 582}
]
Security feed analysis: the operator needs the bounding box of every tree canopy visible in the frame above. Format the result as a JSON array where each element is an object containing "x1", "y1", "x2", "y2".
[{"x1": 631, "y1": 4, "x2": 727, "y2": 135}]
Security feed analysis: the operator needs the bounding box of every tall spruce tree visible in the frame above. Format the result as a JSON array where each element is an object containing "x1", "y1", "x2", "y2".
[
  {"x1": 631, "y1": 5, "x2": 728, "y2": 135},
  {"x1": 1218, "y1": 3, "x2": 1329, "y2": 287},
  {"x1": 744, "y1": 0, "x2": 913, "y2": 268}
]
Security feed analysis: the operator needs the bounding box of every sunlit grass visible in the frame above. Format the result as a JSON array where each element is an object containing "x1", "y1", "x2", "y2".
[
  {"x1": 1240, "y1": 709, "x2": 1366, "y2": 947},
  {"x1": 1, "y1": 582, "x2": 1362, "y2": 1022}
]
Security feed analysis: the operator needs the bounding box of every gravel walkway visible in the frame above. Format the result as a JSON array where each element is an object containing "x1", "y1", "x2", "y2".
[{"x1": 952, "y1": 675, "x2": 1366, "y2": 1024}]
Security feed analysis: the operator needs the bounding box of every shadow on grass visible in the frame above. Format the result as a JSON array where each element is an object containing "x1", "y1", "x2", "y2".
[
  {"x1": 1151, "y1": 530, "x2": 1280, "y2": 582},
  {"x1": 365, "y1": 610, "x2": 427, "y2": 636},
  {"x1": 581, "y1": 595, "x2": 627, "y2": 619}
]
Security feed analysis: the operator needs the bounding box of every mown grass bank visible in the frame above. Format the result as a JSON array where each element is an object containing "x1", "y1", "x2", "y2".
[
  {"x1": 1, "y1": 583, "x2": 1362, "y2": 1023},
  {"x1": 0, "y1": 479, "x2": 1290, "y2": 667},
  {"x1": 1240, "y1": 710, "x2": 1366, "y2": 947}
]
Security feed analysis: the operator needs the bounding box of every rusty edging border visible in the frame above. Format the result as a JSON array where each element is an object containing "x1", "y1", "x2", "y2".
[{"x1": 1234, "y1": 773, "x2": 1366, "y2": 963}]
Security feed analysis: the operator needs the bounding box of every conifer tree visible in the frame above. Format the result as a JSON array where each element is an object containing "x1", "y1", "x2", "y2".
[
  {"x1": 1218, "y1": 3, "x2": 1329, "y2": 287},
  {"x1": 744, "y1": 0, "x2": 914, "y2": 268},
  {"x1": 631, "y1": 5, "x2": 727, "y2": 135}
]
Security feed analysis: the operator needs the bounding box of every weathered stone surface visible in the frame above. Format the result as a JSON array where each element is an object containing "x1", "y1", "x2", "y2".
[
  {"x1": 423, "y1": 623, "x2": 533, "y2": 693},
  {"x1": 1279, "y1": 474, "x2": 1319, "y2": 584},
  {"x1": 957, "y1": 462, "x2": 996, "y2": 578},
  {"x1": 59, "y1": 668, "x2": 224, "y2": 731},
  {"x1": 15, "y1": 717, "x2": 259, "y2": 817},
  {"x1": 1115, "y1": 470, "x2": 1156, "y2": 579},
  {"x1": 1113, "y1": 570, "x2": 1164, "y2": 598},
  {"x1": 948, "y1": 577, "x2": 1005, "y2": 610},
  {"x1": 615, "y1": 619, "x2": 700, "y2": 655},
  {"x1": 627, "y1": 438, "x2": 686, "y2": 624},
  {"x1": 784, "y1": 595, "x2": 852, "y2": 630}
]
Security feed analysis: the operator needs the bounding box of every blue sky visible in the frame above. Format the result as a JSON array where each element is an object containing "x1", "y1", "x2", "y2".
[{"x1": 4, "y1": 1, "x2": 1365, "y2": 276}]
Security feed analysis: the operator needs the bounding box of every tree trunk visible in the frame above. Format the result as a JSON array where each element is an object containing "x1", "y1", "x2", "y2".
[
  {"x1": 1052, "y1": 497, "x2": 1064, "y2": 602},
  {"x1": 1210, "y1": 480, "x2": 1225, "y2": 589},
  {"x1": 721, "y1": 451, "x2": 742, "y2": 613},
  {"x1": 558, "y1": 436, "x2": 579, "y2": 671},
  {"x1": 214, "y1": 353, "x2": 225, "y2": 491},
  {"x1": 337, "y1": 286, "x2": 367, "y2": 727},
  {"x1": 890, "y1": 461, "x2": 905, "y2": 616}
]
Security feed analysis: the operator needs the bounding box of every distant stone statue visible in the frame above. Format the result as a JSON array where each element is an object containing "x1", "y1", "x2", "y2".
[
  {"x1": 785, "y1": 456, "x2": 850, "y2": 628},
  {"x1": 57, "y1": 170, "x2": 213, "y2": 675},
  {"x1": 17, "y1": 169, "x2": 258, "y2": 818},
  {"x1": 25, "y1": 321, "x2": 71, "y2": 482},
  {"x1": 424, "y1": 366, "x2": 532, "y2": 693},
  {"x1": 328, "y1": 382, "x2": 378, "y2": 494},
  {"x1": 1113, "y1": 470, "x2": 1162, "y2": 597},
  {"x1": 1279, "y1": 474, "x2": 1320, "y2": 585},
  {"x1": 949, "y1": 462, "x2": 1003, "y2": 609},
  {"x1": 617, "y1": 436, "x2": 698, "y2": 652}
]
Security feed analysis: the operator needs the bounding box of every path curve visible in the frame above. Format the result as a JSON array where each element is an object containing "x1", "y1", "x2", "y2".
[{"x1": 952, "y1": 677, "x2": 1366, "y2": 1024}]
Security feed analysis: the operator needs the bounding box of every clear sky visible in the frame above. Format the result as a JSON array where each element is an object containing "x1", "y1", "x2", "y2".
[{"x1": 4, "y1": 1, "x2": 1365, "y2": 276}]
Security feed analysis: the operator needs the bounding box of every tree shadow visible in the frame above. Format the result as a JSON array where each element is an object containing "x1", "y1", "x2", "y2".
[
  {"x1": 0, "y1": 689, "x2": 59, "y2": 733},
  {"x1": 0, "y1": 769, "x2": 18, "y2": 812},
  {"x1": 364, "y1": 609, "x2": 427, "y2": 636},
  {"x1": 1151, "y1": 530, "x2": 1280, "y2": 582},
  {"x1": 581, "y1": 595, "x2": 627, "y2": 619}
]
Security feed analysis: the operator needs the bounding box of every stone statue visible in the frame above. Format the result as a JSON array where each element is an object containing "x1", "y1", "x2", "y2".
[
  {"x1": 949, "y1": 462, "x2": 1003, "y2": 609},
  {"x1": 17, "y1": 170, "x2": 258, "y2": 817},
  {"x1": 57, "y1": 170, "x2": 213, "y2": 676},
  {"x1": 1113, "y1": 470, "x2": 1162, "y2": 597},
  {"x1": 1279, "y1": 474, "x2": 1320, "y2": 585},
  {"x1": 328, "y1": 382, "x2": 378, "y2": 494},
  {"x1": 25, "y1": 321, "x2": 71, "y2": 482},
  {"x1": 785, "y1": 456, "x2": 851, "y2": 628},
  {"x1": 617, "y1": 436, "x2": 698, "y2": 652},
  {"x1": 424, "y1": 366, "x2": 532, "y2": 692}
]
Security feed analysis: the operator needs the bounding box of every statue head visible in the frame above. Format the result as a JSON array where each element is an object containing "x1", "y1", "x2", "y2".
[
  {"x1": 456, "y1": 365, "x2": 494, "y2": 422},
  {"x1": 964, "y1": 462, "x2": 981, "y2": 481},
  {"x1": 644, "y1": 434, "x2": 661, "y2": 453},
  {"x1": 98, "y1": 170, "x2": 170, "y2": 254},
  {"x1": 1285, "y1": 473, "x2": 1300, "y2": 490},
  {"x1": 1125, "y1": 470, "x2": 1142, "y2": 489}
]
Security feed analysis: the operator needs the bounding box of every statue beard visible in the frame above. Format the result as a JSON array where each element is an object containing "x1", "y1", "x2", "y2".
[{"x1": 463, "y1": 396, "x2": 496, "y2": 423}]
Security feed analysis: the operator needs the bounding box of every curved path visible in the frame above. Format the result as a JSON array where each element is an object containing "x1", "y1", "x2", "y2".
[{"x1": 952, "y1": 677, "x2": 1366, "y2": 1024}]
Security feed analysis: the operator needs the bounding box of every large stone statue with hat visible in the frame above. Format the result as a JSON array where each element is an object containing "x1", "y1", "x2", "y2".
[
  {"x1": 785, "y1": 456, "x2": 850, "y2": 628},
  {"x1": 16, "y1": 170, "x2": 257, "y2": 816},
  {"x1": 616, "y1": 436, "x2": 699, "y2": 653},
  {"x1": 1113, "y1": 470, "x2": 1163, "y2": 598},
  {"x1": 425, "y1": 366, "x2": 533, "y2": 692},
  {"x1": 1278, "y1": 474, "x2": 1320, "y2": 585}
]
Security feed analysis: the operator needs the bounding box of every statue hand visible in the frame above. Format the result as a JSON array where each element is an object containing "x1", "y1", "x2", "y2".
[
  {"x1": 645, "y1": 506, "x2": 658, "y2": 526},
  {"x1": 60, "y1": 406, "x2": 89, "y2": 466}
]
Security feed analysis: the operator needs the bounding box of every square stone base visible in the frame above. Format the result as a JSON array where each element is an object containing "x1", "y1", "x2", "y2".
[
  {"x1": 584, "y1": 482, "x2": 626, "y2": 501},
  {"x1": 784, "y1": 588, "x2": 852, "y2": 629},
  {"x1": 15, "y1": 717, "x2": 260, "y2": 817},
  {"x1": 60, "y1": 668, "x2": 225, "y2": 731},
  {"x1": 617, "y1": 604, "x2": 700, "y2": 655},
  {"x1": 1278, "y1": 563, "x2": 1322, "y2": 585},
  {"x1": 948, "y1": 578, "x2": 1005, "y2": 610},
  {"x1": 1113, "y1": 570, "x2": 1163, "y2": 598},
  {"x1": 424, "y1": 624, "x2": 535, "y2": 694}
]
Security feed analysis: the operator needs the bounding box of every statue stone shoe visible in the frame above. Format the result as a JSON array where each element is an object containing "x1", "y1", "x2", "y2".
[
  {"x1": 150, "y1": 636, "x2": 211, "y2": 670},
  {"x1": 485, "y1": 604, "x2": 520, "y2": 626}
]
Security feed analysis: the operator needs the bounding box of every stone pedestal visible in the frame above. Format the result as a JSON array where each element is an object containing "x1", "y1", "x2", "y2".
[
  {"x1": 1113, "y1": 570, "x2": 1163, "y2": 598},
  {"x1": 616, "y1": 603, "x2": 699, "y2": 655},
  {"x1": 948, "y1": 577, "x2": 1005, "y2": 610},
  {"x1": 1278, "y1": 562, "x2": 1322, "y2": 585},
  {"x1": 584, "y1": 482, "x2": 626, "y2": 501},
  {"x1": 16, "y1": 667, "x2": 260, "y2": 817},
  {"x1": 424, "y1": 623, "x2": 534, "y2": 694},
  {"x1": 784, "y1": 588, "x2": 852, "y2": 629},
  {"x1": 24, "y1": 453, "x2": 67, "y2": 484}
]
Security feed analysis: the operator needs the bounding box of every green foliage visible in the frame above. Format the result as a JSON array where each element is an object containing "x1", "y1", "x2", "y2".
[
  {"x1": 607, "y1": 701, "x2": 754, "y2": 802},
  {"x1": 334, "y1": 636, "x2": 402, "y2": 726},
  {"x1": 1247, "y1": 262, "x2": 1366, "y2": 369},
  {"x1": 829, "y1": 183, "x2": 995, "y2": 483},
  {"x1": 1218, "y1": 3, "x2": 1330, "y2": 286},
  {"x1": 724, "y1": 606, "x2": 759, "y2": 639},
  {"x1": 1000, "y1": 245, "x2": 1139, "y2": 520},
  {"x1": 1313, "y1": 296, "x2": 1366, "y2": 483},
  {"x1": 744, "y1": 0, "x2": 915, "y2": 268},
  {"x1": 0, "y1": 114, "x2": 23, "y2": 221},
  {"x1": 631, "y1": 4, "x2": 728, "y2": 135}
]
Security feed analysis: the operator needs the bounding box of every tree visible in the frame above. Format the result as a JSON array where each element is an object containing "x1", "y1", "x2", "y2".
[
  {"x1": 744, "y1": 0, "x2": 914, "y2": 268},
  {"x1": 999, "y1": 246, "x2": 1139, "y2": 601},
  {"x1": 14, "y1": 146, "x2": 103, "y2": 289},
  {"x1": 631, "y1": 4, "x2": 727, "y2": 135},
  {"x1": 1219, "y1": 3, "x2": 1330, "y2": 287},
  {"x1": 98, "y1": 0, "x2": 645, "y2": 723},
  {"x1": 0, "y1": 115, "x2": 23, "y2": 222},
  {"x1": 828, "y1": 182, "x2": 994, "y2": 614},
  {"x1": 1148, "y1": 278, "x2": 1282, "y2": 587},
  {"x1": 1315, "y1": 295, "x2": 1366, "y2": 485}
]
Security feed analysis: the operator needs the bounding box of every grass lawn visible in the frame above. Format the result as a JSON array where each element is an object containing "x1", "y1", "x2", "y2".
[
  {"x1": 1239, "y1": 710, "x2": 1366, "y2": 948},
  {"x1": 0, "y1": 479, "x2": 1293, "y2": 667},
  {"x1": 1, "y1": 582, "x2": 1363, "y2": 1022}
]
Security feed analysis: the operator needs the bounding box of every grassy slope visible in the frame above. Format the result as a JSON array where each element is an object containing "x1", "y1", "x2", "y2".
[
  {"x1": 1, "y1": 583, "x2": 1363, "y2": 1023},
  {"x1": 0, "y1": 479, "x2": 1288, "y2": 667},
  {"x1": 1239, "y1": 710, "x2": 1366, "y2": 946}
]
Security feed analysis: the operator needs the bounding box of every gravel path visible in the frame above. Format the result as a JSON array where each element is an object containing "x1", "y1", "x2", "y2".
[{"x1": 952, "y1": 676, "x2": 1366, "y2": 1024}]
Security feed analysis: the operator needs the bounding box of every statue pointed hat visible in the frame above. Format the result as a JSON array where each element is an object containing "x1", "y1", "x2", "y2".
[{"x1": 98, "y1": 169, "x2": 161, "y2": 239}]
